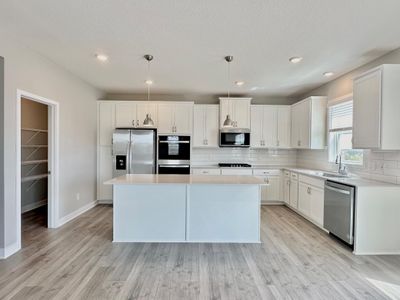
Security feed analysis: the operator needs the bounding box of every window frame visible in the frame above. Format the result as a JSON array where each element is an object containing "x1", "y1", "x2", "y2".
[{"x1": 327, "y1": 94, "x2": 363, "y2": 166}]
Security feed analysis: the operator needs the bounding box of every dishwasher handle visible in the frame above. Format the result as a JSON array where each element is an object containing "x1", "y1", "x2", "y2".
[{"x1": 325, "y1": 185, "x2": 351, "y2": 195}]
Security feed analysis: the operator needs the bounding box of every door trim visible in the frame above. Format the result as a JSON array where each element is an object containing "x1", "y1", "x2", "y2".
[{"x1": 16, "y1": 89, "x2": 60, "y2": 251}]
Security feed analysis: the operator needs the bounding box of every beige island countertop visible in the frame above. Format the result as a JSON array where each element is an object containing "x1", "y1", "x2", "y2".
[{"x1": 105, "y1": 174, "x2": 265, "y2": 185}]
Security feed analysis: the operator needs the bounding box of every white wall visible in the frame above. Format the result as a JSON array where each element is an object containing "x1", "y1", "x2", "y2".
[
  {"x1": 0, "y1": 57, "x2": 4, "y2": 252},
  {"x1": 0, "y1": 34, "x2": 103, "y2": 255},
  {"x1": 297, "y1": 48, "x2": 400, "y2": 184}
]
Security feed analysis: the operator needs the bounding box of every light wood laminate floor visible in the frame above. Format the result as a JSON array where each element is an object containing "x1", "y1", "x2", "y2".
[{"x1": 1, "y1": 205, "x2": 400, "y2": 300}]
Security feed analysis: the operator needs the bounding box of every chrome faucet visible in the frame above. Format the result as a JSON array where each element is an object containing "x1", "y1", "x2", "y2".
[{"x1": 336, "y1": 154, "x2": 348, "y2": 175}]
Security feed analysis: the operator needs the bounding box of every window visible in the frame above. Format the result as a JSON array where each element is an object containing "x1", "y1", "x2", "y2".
[{"x1": 328, "y1": 100, "x2": 363, "y2": 165}]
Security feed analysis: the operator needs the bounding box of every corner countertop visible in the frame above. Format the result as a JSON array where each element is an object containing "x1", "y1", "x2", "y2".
[
  {"x1": 283, "y1": 167, "x2": 398, "y2": 188},
  {"x1": 190, "y1": 164, "x2": 398, "y2": 187},
  {"x1": 105, "y1": 174, "x2": 265, "y2": 185}
]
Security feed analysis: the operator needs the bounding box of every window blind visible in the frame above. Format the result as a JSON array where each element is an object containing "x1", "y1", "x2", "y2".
[{"x1": 329, "y1": 101, "x2": 353, "y2": 130}]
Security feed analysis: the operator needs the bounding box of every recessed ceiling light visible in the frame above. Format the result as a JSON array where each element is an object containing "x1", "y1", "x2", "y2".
[
  {"x1": 235, "y1": 81, "x2": 245, "y2": 86},
  {"x1": 145, "y1": 79, "x2": 153, "y2": 85},
  {"x1": 289, "y1": 56, "x2": 303, "y2": 64},
  {"x1": 323, "y1": 72, "x2": 334, "y2": 77},
  {"x1": 95, "y1": 54, "x2": 108, "y2": 62}
]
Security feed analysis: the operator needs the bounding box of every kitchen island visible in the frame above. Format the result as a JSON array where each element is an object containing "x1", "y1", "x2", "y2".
[{"x1": 105, "y1": 174, "x2": 264, "y2": 243}]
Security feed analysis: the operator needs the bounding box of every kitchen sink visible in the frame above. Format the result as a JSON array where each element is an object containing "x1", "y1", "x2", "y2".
[{"x1": 321, "y1": 172, "x2": 349, "y2": 178}]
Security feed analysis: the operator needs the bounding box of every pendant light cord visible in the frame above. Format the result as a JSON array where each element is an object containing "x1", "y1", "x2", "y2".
[{"x1": 147, "y1": 60, "x2": 151, "y2": 102}]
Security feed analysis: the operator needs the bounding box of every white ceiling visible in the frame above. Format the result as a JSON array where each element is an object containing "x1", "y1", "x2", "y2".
[{"x1": 1, "y1": 0, "x2": 400, "y2": 98}]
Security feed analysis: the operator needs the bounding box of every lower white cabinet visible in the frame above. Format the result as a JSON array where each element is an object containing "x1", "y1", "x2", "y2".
[
  {"x1": 192, "y1": 168, "x2": 221, "y2": 175},
  {"x1": 297, "y1": 175, "x2": 324, "y2": 226},
  {"x1": 283, "y1": 171, "x2": 291, "y2": 205},
  {"x1": 220, "y1": 168, "x2": 253, "y2": 176},
  {"x1": 97, "y1": 146, "x2": 113, "y2": 202},
  {"x1": 253, "y1": 169, "x2": 281, "y2": 204},
  {"x1": 289, "y1": 172, "x2": 298, "y2": 209}
]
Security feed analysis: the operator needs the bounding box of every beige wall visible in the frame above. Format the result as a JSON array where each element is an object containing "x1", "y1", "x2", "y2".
[
  {"x1": 0, "y1": 33, "x2": 103, "y2": 254},
  {"x1": 299, "y1": 48, "x2": 400, "y2": 100},
  {"x1": 104, "y1": 93, "x2": 297, "y2": 105}
]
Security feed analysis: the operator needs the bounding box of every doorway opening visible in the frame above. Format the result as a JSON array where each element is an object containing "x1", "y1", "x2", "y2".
[
  {"x1": 16, "y1": 90, "x2": 59, "y2": 250},
  {"x1": 21, "y1": 99, "x2": 49, "y2": 234}
]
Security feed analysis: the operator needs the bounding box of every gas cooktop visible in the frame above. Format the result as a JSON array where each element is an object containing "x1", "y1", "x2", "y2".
[{"x1": 218, "y1": 163, "x2": 252, "y2": 168}]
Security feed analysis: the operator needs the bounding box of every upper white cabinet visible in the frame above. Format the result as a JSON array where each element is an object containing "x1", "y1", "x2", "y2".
[
  {"x1": 219, "y1": 97, "x2": 251, "y2": 128},
  {"x1": 193, "y1": 105, "x2": 219, "y2": 147},
  {"x1": 98, "y1": 101, "x2": 115, "y2": 146},
  {"x1": 157, "y1": 102, "x2": 193, "y2": 134},
  {"x1": 250, "y1": 105, "x2": 291, "y2": 148},
  {"x1": 115, "y1": 101, "x2": 157, "y2": 128},
  {"x1": 291, "y1": 96, "x2": 327, "y2": 149},
  {"x1": 277, "y1": 106, "x2": 291, "y2": 148},
  {"x1": 353, "y1": 65, "x2": 400, "y2": 150}
]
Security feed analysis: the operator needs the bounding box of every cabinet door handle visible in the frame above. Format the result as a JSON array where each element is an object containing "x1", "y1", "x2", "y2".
[
  {"x1": 132, "y1": 120, "x2": 135, "y2": 126},
  {"x1": 307, "y1": 187, "x2": 311, "y2": 194},
  {"x1": 136, "y1": 120, "x2": 139, "y2": 127}
]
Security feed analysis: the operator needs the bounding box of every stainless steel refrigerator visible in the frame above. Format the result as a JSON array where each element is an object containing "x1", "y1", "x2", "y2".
[{"x1": 112, "y1": 128, "x2": 157, "y2": 177}]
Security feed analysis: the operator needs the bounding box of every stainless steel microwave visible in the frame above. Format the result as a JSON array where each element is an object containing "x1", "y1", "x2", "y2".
[{"x1": 219, "y1": 128, "x2": 250, "y2": 147}]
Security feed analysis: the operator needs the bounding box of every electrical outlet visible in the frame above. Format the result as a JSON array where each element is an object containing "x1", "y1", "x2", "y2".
[{"x1": 76, "y1": 193, "x2": 80, "y2": 201}]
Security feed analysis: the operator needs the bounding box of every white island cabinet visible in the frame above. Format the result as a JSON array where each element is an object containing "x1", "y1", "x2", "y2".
[{"x1": 106, "y1": 174, "x2": 263, "y2": 243}]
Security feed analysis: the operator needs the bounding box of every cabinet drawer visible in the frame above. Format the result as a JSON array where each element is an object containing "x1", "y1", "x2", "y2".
[
  {"x1": 221, "y1": 169, "x2": 253, "y2": 176},
  {"x1": 290, "y1": 172, "x2": 298, "y2": 180},
  {"x1": 299, "y1": 175, "x2": 325, "y2": 189},
  {"x1": 192, "y1": 168, "x2": 221, "y2": 176},
  {"x1": 253, "y1": 169, "x2": 280, "y2": 176}
]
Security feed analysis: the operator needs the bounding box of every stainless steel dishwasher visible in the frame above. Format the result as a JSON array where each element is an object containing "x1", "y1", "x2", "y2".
[{"x1": 324, "y1": 180, "x2": 355, "y2": 245}]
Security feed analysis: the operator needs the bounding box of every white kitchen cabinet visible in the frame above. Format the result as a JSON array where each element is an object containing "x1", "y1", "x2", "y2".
[
  {"x1": 289, "y1": 172, "x2": 298, "y2": 209},
  {"x1": 298, "y1": 182, "x2": 311, "y2": 216},
  {"x1": 220, "y1": 168, "x2": 253, "y2": 176},
  {"x1": 193, "y1": 105, "x2": 219, "y2": 147},
  {"x1": 157, "y1": 102, "x2": 193, "y2": 134},
  {"x1": 97, "y1": 145, "x2": 113, "y2": 202},
  {"x1": 353, "y1": 65, "x2": 400, "y2": 150},
  {"x1": 98, "y1": 101, "x2": 115, "y2": 146},
  {"x1": 253, "y1": 169, "x2": 281, "y2": 204},
  {"x1": 277, "y1": 106, "x2": 291, "y2": 148},
  {"x1": 251, "y1": 105, "x2": 291, "y2": 148},
  {"x1": 192, "y1": 168, "x2": 221, "y2": 175},
  {"x1": 219, "y1": 97, "x2": 251, "y2": 128},
  {"x1": 250, "y1": 106, "x2": 264, "y2": 147},
  {"x1": 115, "y1": 101, "x2": 157, "y2": 128},
  {"x1": 282, "y1": 171, "x2": 290, "y2": 205},
  {"x1": 291, "y1": 96, "x2": 327, "y2": 149},
  {"x1": 297, "y1": 175, "x2": 325, "y2": 227},
  {"x1": 310, "y1": 187, "x2": 324, "y2": 226}
]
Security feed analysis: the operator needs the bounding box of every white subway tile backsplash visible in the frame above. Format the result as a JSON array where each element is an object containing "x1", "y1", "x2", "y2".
[
  {"x1": 297, "y1": 149, "x2": 400, "y2": 185},
  {"x1": 192, "y1": 148, "x2": 297, "y2": 166},
  {"x1": 193, "y1": 147, "x2": 400, "y2": 185}
]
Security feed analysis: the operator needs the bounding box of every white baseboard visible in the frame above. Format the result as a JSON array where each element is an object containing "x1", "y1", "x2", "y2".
[
  {"x1": 0, "y1": 242, "x2": 20, "y2": 259},
  {"x1": 98, "y1": 199, "x2": 113, "y2": 204},
  {"x1": 22, "y1": 199, "x2": 47, "y2": 213},
  {"x1": 57, "y1": 200, "x2": 98, "y2": 227}
]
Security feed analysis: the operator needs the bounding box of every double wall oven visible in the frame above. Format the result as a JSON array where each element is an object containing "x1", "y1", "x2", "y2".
[{"x1": 158, "y1": 135, "x2": 191, "y2": 174}]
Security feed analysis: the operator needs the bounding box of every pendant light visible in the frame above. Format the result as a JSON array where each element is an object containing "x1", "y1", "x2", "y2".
[
  {"x1": 223, "y1": 55, "x2": 234, "y2": 127},
  {"x1": 143, "y1": 54, "x2": 155, "y2": 126}
]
